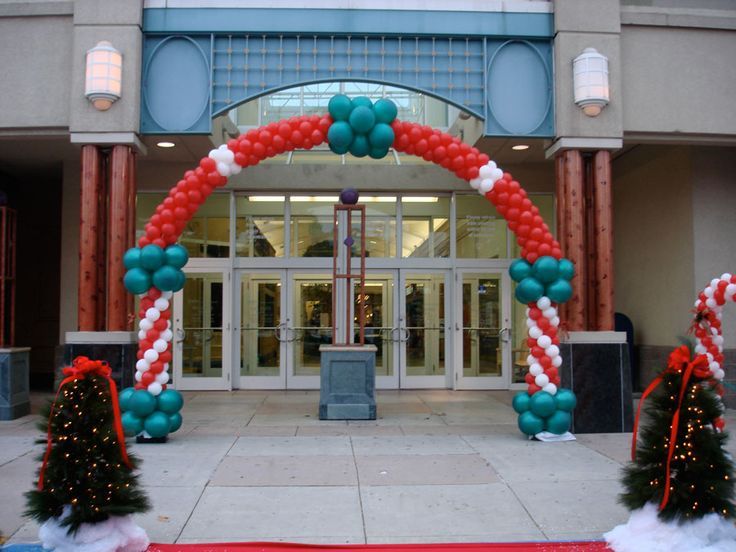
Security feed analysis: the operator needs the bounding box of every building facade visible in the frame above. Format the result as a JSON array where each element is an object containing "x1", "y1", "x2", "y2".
[{"x1": 0, "y1": 0, "x2": 734, "y2": 404}]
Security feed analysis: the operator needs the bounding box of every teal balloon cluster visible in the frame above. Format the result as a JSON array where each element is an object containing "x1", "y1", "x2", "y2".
[
  {"x1": 509, "y1": 256, "x2": 575, "y2": 304},
  {"x1": 512, "y1": 389, "x2": 577, "y2": 436},
  {"x1": 123, "y1": 244, "x2": 189, "y2": 294},
  {"x1": 119, "y1": 388, "x2": 184, "y2": 438},
  {"x1": 327, "y1": 95, "x2": 397, "y2": 159}
]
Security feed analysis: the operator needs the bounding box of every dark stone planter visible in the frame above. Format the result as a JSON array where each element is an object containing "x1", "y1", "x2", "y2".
[
  {"x1": 0, "y1": 347, "x2": 31, "y2": 420},
  {"x1": 319, "y1": 345, "x2": 377, "y2": 420},
  {"x1": 559, "y1": 331, "x2": 634, "y2": 434}
]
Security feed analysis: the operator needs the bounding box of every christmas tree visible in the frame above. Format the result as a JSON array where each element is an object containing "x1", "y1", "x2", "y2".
[
  {"x1": 25, "y1": 357, "x2": 150, "y2": 534},
  {"x1": 621, "y1": 343, "x2": 735, "y2": 521}
]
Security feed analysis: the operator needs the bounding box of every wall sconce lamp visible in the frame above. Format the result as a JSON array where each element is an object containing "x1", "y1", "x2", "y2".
[
  {"x1": 573, "y1": 48, "x2": 609, "y2": 117},
  {"x1": 85, "y1": 41, "x2": 122, "y2": 111}
]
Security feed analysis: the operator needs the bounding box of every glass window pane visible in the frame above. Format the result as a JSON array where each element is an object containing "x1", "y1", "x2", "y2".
[
  {"x1": 352, "y1": 201, "x2": 397, "y2": 258},
  {"x1": 401, "y1": 197, "x2": 450, "y2": 258},
  {"x1": 294, "y1": 278, "x2": 332, "y2": 376},
  {"x1": 404, "y1": 274, "x2": 445, "y2": 377},
  {"x1": 181, "y1": 273, "x2": 223, "y2": 378},
  {"x1": 462, "y1": 274, "x2": 502, "y2": 378},
  {"x1": 179, "y1": 194, "x2": 230, "y2": 258},
  {"x1": 235, "y1": 196, "x2": 286, "y2": 257},
  {"x1": 241, "y1": 274, "x2": 281, "y2": 377},
  {"x1": 455, "y1": 195, "x2": 508, "y2": 259}
]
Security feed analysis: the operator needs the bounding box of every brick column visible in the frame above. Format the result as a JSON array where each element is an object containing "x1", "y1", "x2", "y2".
[{"x1": 78, "y1": 145, "x2": 103, "y2": 330}]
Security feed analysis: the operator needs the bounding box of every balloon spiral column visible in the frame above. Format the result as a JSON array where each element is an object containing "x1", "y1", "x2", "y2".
[{"x1": 119, "y1": 94, "x2": 577, "y2": 439}]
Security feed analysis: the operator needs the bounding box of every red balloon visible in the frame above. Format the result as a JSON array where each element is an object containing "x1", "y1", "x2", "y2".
[
  {"x1": 207, "y1": 171, "x2": 221, "y2": 186},
  {"x1": 529, "y1": 307, "x2": 542, "y2": 320},
  {"x1": 186, "y1": 201, "x2": 198, "y2": 215},
  {"x1": 531, "y1": 346, "x2": 545, "y2": 358},
  {"x1": 451, "y1": 156, "x2": 465, "y2": 170},
  {"x1": 146, "y1": 288, "x2": 161, "y2": 300},
  {"x1": 538, "y1": 243, "x2": 552, "y2": 256},
  {"x1": 495, "y1": 192, "x2": 509, "y2": 205},
  {"x1": 200, "y1": 157, "x2": 216, "y2": 172},
  {"x1": 174, "y1": 207, "x2": 189, "y2": 221},
  {"x1": 517, "y1": 224, "x2": 531, "y2": 238},
  {"x1": 271, "y1": 135, "x2": 286, "y2": 153},
  {"x1": 234, "y1": 152, "x2": 248, "y2": 166},
  {"x1": 433, "y1": 146, "x2": 447, "y2": 161},
  {"x1": 161, "y1": 223, "x2": 176, "y2": 238},
  {"x1": 139, "y1": 339, "x2": 152, "y2": 351},
  {"x1": 545, "y1": 366, "x2": 558, "y2": 380},
  {"x1": 134, "y1": 382, "x2": 145, "y2": 390},
  {"x1": 422, "y1": 150, "x2": 434, "y2": 162},
  {"x1": 447, "y1": 143, "x2": 460, "y2": 158},
  {"x1": 536, "y1": 317, "x2": 550, "y2": 331},
  {"x1": 227, "y1": 138, "x2": 238, "y2": 152},
  {"x1": 478, "y1": 153, "x2": 490, "y2": 165},
  {"x1": 149, "y1": 362, "x2": 164, "y2": 375},
  {"x1": 311, "y1": 129, "x2": 324, "y2": 145},
  {"x1": 299, "y1": 121, "x2": 313, "y2": 136},
  {"x1": 415, "y1": 139, "x2": 429, "y2": 156},
  {"x1": 494, "y1": 179, "x2": 509, "y2": 195},
  {"x1": 159, "y1": 351, "x2": 172, "y2": 364},
  {"x1": 301, "y1": 139, "x2": 313, "y2": 151},
  {"x1": 551, "y1": 247, "x2": 562, "y2": 259},
  {"x1": 525, "y1": 373, "x2": 535, "y2": 384},
  {"x1": 396, "y1": 134, "x2": 411, "y2": 151},
  {"x1": 539, "y1": 355, "x2": 551, "y2": 368},
  {"x1": 146, "y1": 226, "x2": 161, "y2": 240},
  {"x1": 252, "y1": 142, "x2": 266, "y2": 158},
  {"x1": 188, "y1": 190, "x2": 203, "y2": 204},
  {"x1": 527, "y1": 384, "x2": 542, "y2": 395},
  {"x1": 527, "y1": 252, "x2": 539, "y2": 264},
  {"x1": 466, "y1": 166, "x2": 479, "y2": 180},
  {"x1": 508, "y1": 180, "x2": 520, "y2": 194},
  {"x1": 508, "y1": 194, "x2": 523, "y2": 208},
  {"x1": 427, "y1": 134, "x2": 441, "y2": 149},
  {"x1": 290, "y1": 130, "x2": 305, "y2": 147},
  {"x1": 409, "y1": 126, "x2": 423, "y2": 144},
  {"x1": 506, "y1": 208, "x2": 521, "y2": 222},
  {"x1": 146, "y1": 329, "x2": 160, "y2": 341},
  {"x1": 163, "y1": 197, "x2": 176, "y2": 209},
  {"x1": 153, "y1": 238, "x2": 166, "y2": 248},
  {"x1": 439, "y1": 157, "x2": 451, "y2": 169},
  {"x1": 527, "y1": 337, "x2": 538, "y2": 348},
  {"x1": 154, "y1": 318, "x2": 168, "y2": 331},
  {"x1": 141, "y1": 372, "x2": 155, "y2": 386},
  {"x1": 508, "y1": 221, "x2": 518, "y2": 232},
  {"x1": 150, "y1": 214, "x2": 162, "y2": 228}
]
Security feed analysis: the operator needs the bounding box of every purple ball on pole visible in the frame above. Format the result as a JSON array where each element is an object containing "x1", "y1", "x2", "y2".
[{"x1": 339, "y1": 188, "x2": 359, "y2": 205}]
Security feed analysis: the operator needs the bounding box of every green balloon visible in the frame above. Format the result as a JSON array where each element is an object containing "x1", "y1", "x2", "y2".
[
  {"x1": 140, "y1": 244, "x2": 166, "y2": 271},
  {"x1": 327, "y1": 121, "x2": 354, "y2": 149},
  {"x1": 349, "y1": 106, "x2": 376, "y2": 135},
  {"x1": 518, "y1": 411, "x2": 545, "y2": 436},
  {"x1": 351, "y1": 96, "x2": 373, "y2": 109},
  {"x1": 368, "y1": 147, "x2": 389, "y2": 160},
  {"x1": 512, "y1": 392, "x2": 531, "y2": 414},
  {"x1": 168, "y1": 412, "x2": 183, "y2": 433},
  {"x1": 529, "y1": 391, "x2": 556, "y2": 418},
  {"x1": 368, "y1": 123, "x2": 395, "y2": 150},
  {"x1": 124, "y1": 268, "x2": 152, "y2": 295},
  {"x1": 533, "y1": 256, "x2": 559, "y2": 284},
  {"x1": 558, "y1": 258, "x2": 575, "y2": 281},
  {"x1": 349, "y1": 135, "x2": 370, "y2": 158},
  {"x1": 546, "y1": 278, "x2": 573, "y2": 304},
  {"x1": 329, "y1": 141, "x2": 349, "y2": 155},
  {"x1": 129, "y1": 390, "x2": 156, "y2": 418},
  {"x1": 515, "y1": 277, "x2": 545, "y2": 304},
  {"x1": 328, "y1": 94, "x2": 352, "y2": 121},
  {"x1": 144, "y1": 411, "x2": 171, "y2": 438},
  {"x1": 545, "y1": 410, "x2": 572, "y2": 435},
  {"x1": 118, "y1": 387, "x2": 136, "y2": 412},
  {"x1": 509, "y1": 259, "x2": 533, "y2": 283},
  {"x1": 373, "y1": 98, "x2": 398, "y2": 124},
  {"x1": 123, "y1": 248, "x2": 142, "y2": 270},
  {"x1": 156, "y1": 389, "x2": 184, "y2": 414},
  {"x1": 152, "y1": 265, "x2": 180, "y2": 292},
  {"x1": 173, "y1": 269, "x2": 186, "y2": 292},
  {"x1": 122, "y1": 411, "x2": 143, "y2": 436},
  {"x1": 165, "y1": 244, "x2": 189, "y2": 269},
  {"x1": 555, "y1": 389, "x2": 577, "y2": 412}
]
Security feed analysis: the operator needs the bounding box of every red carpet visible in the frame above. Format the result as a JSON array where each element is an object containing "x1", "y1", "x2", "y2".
[{"x1": 149, "y1": 542, "x2": 611, "y2": 551}]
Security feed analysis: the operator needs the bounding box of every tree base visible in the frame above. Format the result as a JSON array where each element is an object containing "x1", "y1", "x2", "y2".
[
  {"x1": 605, "y1": 502, "x2": 736, "y2": 552},
  {"x1": 38, "y1": 506, "x2": 149, "y2": 552},
  {"x1": 136, "y1": 434, "x2": 167, "y2": 444}
]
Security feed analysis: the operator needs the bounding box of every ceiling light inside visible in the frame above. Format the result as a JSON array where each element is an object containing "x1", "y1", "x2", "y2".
[
  {"x1": 156, "y1": 141, "x2": 176, "y2": 148},
  {"x1": 512, "y1": 144, "x2": 530, "y2": 151}
]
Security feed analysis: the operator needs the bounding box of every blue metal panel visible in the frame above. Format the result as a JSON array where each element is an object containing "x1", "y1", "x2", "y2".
[{"x1": 143, "y1": 8, "x2": 554, "y2": 38}]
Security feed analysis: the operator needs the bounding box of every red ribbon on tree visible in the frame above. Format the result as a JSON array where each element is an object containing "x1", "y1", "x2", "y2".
[
  {"x1": 630, "y1": 345, "x2": 711, "y2": 510},
  {"x1": 37, "y1": 356, "x2": 132, "y2": 490}
]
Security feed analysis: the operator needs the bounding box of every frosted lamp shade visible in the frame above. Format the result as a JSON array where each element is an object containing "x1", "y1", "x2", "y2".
[
  {"x1": 85, "y1": 41, "x2": 122, "y2": 110},
  {"x1": 573, "y1": 48, "x2": 609, "y2": 116}
]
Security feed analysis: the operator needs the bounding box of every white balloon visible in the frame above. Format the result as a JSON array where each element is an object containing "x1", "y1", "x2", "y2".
[
  {"x1": 713, "y1": 335, "x2": 724, "y2": 346},
  {"x1": 550, "y1": 316, "x2": 560, "y2": 327},
  {"x1": 479, "y1": 165, "x2": 494, "y2": 179},
  {"x1": 694, "y1": 344, "x2": 707, "y2": 354},
  {"x1": 134, "y1": 370, "x2": 142, "y2": 382},
  {"x1": 153, "y1": 339, "x2": 168, "y2": 353},
  {"x1": 487, "y1": 160, "x2": 497, "y2": 171},
  {"x1": 711, "y1": 278, "x2": 721, "y2": 288},
  {"x1": 218, "y1": 144, "x2": 234, "y2": 164},
  {"x1": 162, "y1": 291, "x2": 174, "y2": 300},
  {"x1": 704, "y1": 286, "x2": 714, "y2": 298},
  {"x1": 529, "y1": 363, "x2": 543, "y2": 376},
  {"x1": 705, "y1": 298, "x2": 717, "y2": 309},
  {"x1": 537, "y1": 297, "x2": 551, "y2": 310},
  {"x1": 230, "y1": 162, "x2": 242, "y2": 175},
  {"x1": 154, "y1": 298, "x2": 170, "y2": 311},
  {"x1": 208, "y1": 148, "x2": 220, "y2": 161},
  {"x1": 552, "y1": 355, "x2": 563, "y2": 367},
  {"x1": 537, "y1": 335, "x2": 552, "y2": 348},
  {"x1": 147, "y1": 382, "x2": 163, "y2": 396},
  {"x1": 144, "y1": 348, "x2": 159, "y2": 363},
  {"x1": 139, "y1": 319, "x2": 153, "y2": 331},
  {"x1": 217, "y1": 162, "x2": 231, "y2": 177},
  {"x1": 136, "y1": 359, "x2": 150, "y2": 372},
  {"x1": 706, "y1": 352, "x2": 715, "y2": 362},
  {"x1": 161, "y1": 329, "x2": 173, "y2": 342},
  {"x1": 146, "y1": 307, "x2": 161, "y2": 321},
  {"x1": 714, "y1": 368, "x2": 725, "y2": 380},
  {"x1": 543, "y1": 307, "x2": 557, "y2": 319},
  {"x1": 720, "y1": 273, "x2": 732, "y2": 281},
  {"x1": 694, "y1": 299, "x2": 703, "y2": 308},
  {"x1": 163, "y1": 363, "x2": 170, "y2": 372},
  {"x1": 529, "y1": 326, "x2": 543, "y2": 339},
  {"x1": 527, "y1": 355, "x2": 536, "y2": 366},
  {"x1": 490, "y1": 167, "x2": 504, "y2": 182},
  {"x1": 726, "y1": 284, "x2": 736, "y2": 297},
  {"x1": 526, "y1": 318, "x2": 535, "y2": 328},
  {"x1": 709, "y1": 361, "x2": 720, "y2": 372},
  {"x1": 543, "y1": 383, "x2": 558, "y2": 395},
  {"x1": 469, "y1": 177, "x2": 482, "y2": 190},
  {"x1": 479, "y1": 179, "x2": 494, "y2": 193},
  {"x1": 155, "y1": 371, "x2": 170, "y2": 384},
  {"x1": 138, "y1": 330, "x2": 147, "y2": 340},
  {"x1": 535, "y1": 373, "x2": 550, "y2": 387},
  {"x1": 546, "y1": 345, "x2": 560, "y2": 358}
]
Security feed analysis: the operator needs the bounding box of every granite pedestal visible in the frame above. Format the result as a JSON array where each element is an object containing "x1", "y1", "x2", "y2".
[
  {"x1": 559, "y1": 331, "x2": 634, "y2": 434},
  {"x1": 60, "y1": 332, "x2": 137, "y2": 390},
  {"x1": 0, "y1": 347, "x2": 31, "y2": 420},
  {"x1": 319, "y1": 344, "x2": 376, "y2": 420}
]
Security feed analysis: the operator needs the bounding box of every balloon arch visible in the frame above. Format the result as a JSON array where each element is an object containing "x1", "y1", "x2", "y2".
[{"x1": 119, "y1": 95, "x2": 582, "y2": 438}]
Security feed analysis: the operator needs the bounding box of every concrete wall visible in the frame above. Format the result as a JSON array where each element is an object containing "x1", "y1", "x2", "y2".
[
  {"x1": 613, "y1": 145, "x2": 695, "y2": 347},
  {"x1": 58, "y1": 158, "x2": 80, "y2": 342}
]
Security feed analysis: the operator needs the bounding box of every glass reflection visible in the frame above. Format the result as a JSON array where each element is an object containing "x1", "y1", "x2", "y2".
[
  {"x1": 294, "y1": 280, "x2": 332, "y2": 375},
  {"x1": 456, "y1": 195, "x2": 507, "y2": 259},
  {"x1": 241, "y1": 275, "x2": 281, "y2": 377},
  {"x1": 354, "y1": 276, "x2": 393, "y2": 377},
  {"x1": 181, "y1": 274, "x2": 223, "y2": 378},
  {"x1": 404, "y1": 274, "x2": 445, "y2": 377},
  {"x1": 236, "y1": 197, "x2": 285, "y2": 257},
  {"x1": 462, "y1": 275, "x2": 501, "y2": 377}
]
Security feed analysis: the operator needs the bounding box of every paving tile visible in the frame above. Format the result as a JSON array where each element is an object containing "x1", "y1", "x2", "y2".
[
  {"x1": 357, "y1": 454, "x2": 497, "y2": 486},
  {"x1": 400, "y1": 424, "x2": 516, "y2": 436},
  {"x1": 228, "y1": 436, "x2": 352, "y2": 456},
  {"x1": 137, "y1": 486, "x2": 204, "y2": 543},
  {"x1": 177, "y1": 536, "x2": 366, "y2": 544},
  {"x1": 211, "y1": 455, "x2": 357, "y2": 486},
  {"x1": 352, "y1": 435, "x2": 475, "y2": 456},
  {"x1": 178, "y1": 486, "x2": 363, "y2": 540},
  {"x1": 376, "y1": 402, "x2": 432, "y2": 414},
  {"x1": 466, "y1": 436, "x2": 624, "y2": 482},
  {"x1": 510, "y1": 479, "x2": 629, "y2": 537},
  {"x1": 255, "y1": 402, "x2": 319, "y2": 415},
  {"x1": 0, "y1": 454, "x2": 38, "y2": 537},
  {"x1": 0, "y1": 436, "x2": 42, "y2": 466},
  {"x1": 366, "y1": 535, "x2": 547, "y2": 544},
  {"x1": 129, "y1": 434, "x2": 236, "y2": 457},
  {"x1": 136, "y1": 453, "x2": 224, "y2": 487},
  {"x1": 368, "y1": 414, "x2": 449, "y2": 426},
  {"x1": 247, "y1": 414, "x2": 347, "y2": 427},
  {"x1": 361, "y1": 484, "x2": 543, "y2": 538},
  {"x1": 6, "y1": 519, "x2": 39, "y2": 544},
  {"x1": 238, "y1": 426, "x2": 298, "y2": 436},
  {"x1": 576, "y1": 433, "x2": 634, "y2": 465}
]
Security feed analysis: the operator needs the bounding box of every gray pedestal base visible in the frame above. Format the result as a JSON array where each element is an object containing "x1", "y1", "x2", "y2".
[
  {"x1": 319, "y1": 345, "x2": 376, "y2": 420},
  {"x1": 0, "y1": 347, "x2": 31, "y2": 420}
]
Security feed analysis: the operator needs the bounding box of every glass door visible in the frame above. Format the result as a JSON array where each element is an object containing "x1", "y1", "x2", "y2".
[
  {"x1": 236, "y1": 270, "x2": 287, "y2": 389},
  {"x1": 358, "y1": 272, "x2": 398, "y2": 389},
  {"x1": 399, "y1": 271, "x2": 450, "y2": 388},
  {"x1": 172, "y1": 270, "x2": 231, "y2": 390},
  {"x1": 454, "y1": 271, "x2": 511, "y2": 389}
]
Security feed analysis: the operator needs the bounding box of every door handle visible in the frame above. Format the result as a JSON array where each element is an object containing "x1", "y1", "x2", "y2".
[
  {"x1": 175, "y1": 328, "x2": 186, "y2": 343},
  {"x1": 399, "y1": 327, "x2": 410, "y2": 342},
  {"x1": 499, "y1": 327, "x2": 511, "y2": 343}
]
